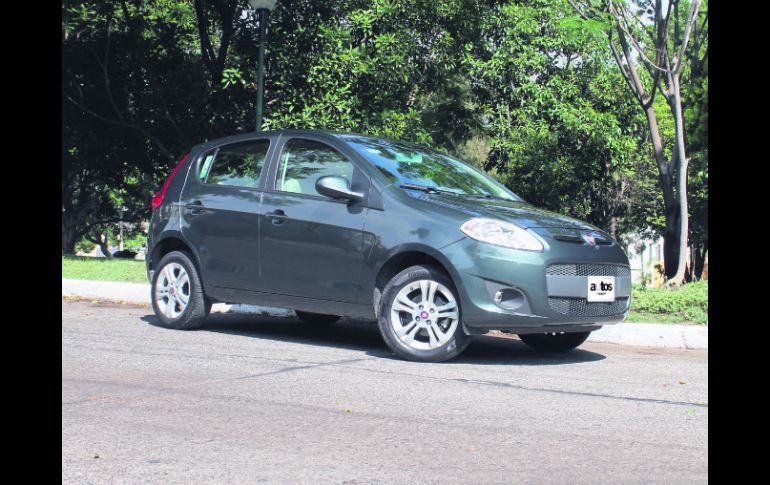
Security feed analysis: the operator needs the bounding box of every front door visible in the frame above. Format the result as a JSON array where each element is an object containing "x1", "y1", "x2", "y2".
[
  {"x1": 180, "y1": 138, "x2": 271, "y2": 291},
  {"x1": 259, "y1": 137, "x2": 367, "y2": 303}
]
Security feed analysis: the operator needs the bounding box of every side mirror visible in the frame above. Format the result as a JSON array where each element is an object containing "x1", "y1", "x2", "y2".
[{"x1": 315, "y1": 176, "x2": 362, "y2": 203}]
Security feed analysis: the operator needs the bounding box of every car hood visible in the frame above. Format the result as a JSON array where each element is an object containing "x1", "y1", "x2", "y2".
[{"x1": 410, "y1": 192, "x2": 600, "y2": 231}]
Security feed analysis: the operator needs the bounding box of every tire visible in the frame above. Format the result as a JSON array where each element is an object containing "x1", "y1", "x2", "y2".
[
  {"x1": 295, "y1": 311, "x2": 340, "y2": 325},
  {"x1": 377, "y1": 265, "x2": 470, "y2": 362},
  {"x1": 518, "y1": 331, "x2": 591, "y2": 353},
  {"x1": 151, "y1": 250, "x2": 211, "y2": 330}
]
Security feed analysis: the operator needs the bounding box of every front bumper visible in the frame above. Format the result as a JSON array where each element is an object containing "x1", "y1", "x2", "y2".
[{"x1": 441, "y1": 233, "x2": 631, "y2": 333}]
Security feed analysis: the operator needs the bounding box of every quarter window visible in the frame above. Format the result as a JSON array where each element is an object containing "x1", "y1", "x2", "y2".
[
  {"x1": 202, "y1": 140, "x2": 270, "y2": 188},
  {"x1": 275, "y1": 139, "x2": 354, "y2": 196}
]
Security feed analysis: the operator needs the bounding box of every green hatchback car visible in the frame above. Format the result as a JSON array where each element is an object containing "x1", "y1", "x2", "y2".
[{"x1": 147, "y1": 130, "x2": 630, "y2": 362}]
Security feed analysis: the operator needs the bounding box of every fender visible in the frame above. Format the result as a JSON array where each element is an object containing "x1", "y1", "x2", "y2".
[
  {"x1": 366, "y1": 241, "x2": 468, "y2": 303},
  {"x1": 149, "y1": 230, "x2": 205, "y2": 280}
]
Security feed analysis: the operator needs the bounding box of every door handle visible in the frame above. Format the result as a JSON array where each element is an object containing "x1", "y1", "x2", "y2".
[
  {"x1": 266, "y1": 209, "x2": 288, "y2": 225},
  {"x1": 185, "y1": 200, "x2": 205, "y2": 215}
]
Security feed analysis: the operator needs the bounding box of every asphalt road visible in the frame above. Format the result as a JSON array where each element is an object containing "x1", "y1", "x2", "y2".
[{"x1": 62, "y1": 300, "x2": 708, "y2": 484}]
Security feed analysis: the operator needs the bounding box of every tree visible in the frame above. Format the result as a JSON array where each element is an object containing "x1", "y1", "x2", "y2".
[
  {"x1": 463, "y1": 0, "x2": 656, "y2": 237},
  {"x1": 260, "y1": 0, "x2": 495, "y2": 144},
  {"x1": 62, "y1": 0, "x2": 210, "y2": 253},
  {"x1": 564, "y1": 0, "x2": 705, "y2": 285}
]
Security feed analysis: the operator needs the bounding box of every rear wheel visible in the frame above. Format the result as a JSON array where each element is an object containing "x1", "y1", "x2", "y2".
[
  {"x1": 377, "y1": 265, "x2": 470, "y2": 362},
  {"x1": 295, "y1": 311, "x2": 340, "y2": 325},
  {"x1": 151, "y1": 251, "x2": 211, "y2": 330},
  {"x1": 518, "y1": 331, "x2": 591, "y2": 353}
]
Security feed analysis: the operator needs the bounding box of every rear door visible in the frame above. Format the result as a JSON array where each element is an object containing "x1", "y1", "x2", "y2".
[
  {"x1": 258, "y1": 136, "x2": 368, "y2": 303},
  {"x1": 180, "y1": 137, "x2": 274, "y2": 291}
]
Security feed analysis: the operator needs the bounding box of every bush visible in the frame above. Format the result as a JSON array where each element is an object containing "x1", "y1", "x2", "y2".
[
  {"x1": 118, "y1": 232, "x2": 147, "y2": 252},
  {"x1": 75, "y1": 238, "x2": 95, "y2": 254},
  {"x1": 630, "y1": 281, "x2": 708, "y2": 324}
]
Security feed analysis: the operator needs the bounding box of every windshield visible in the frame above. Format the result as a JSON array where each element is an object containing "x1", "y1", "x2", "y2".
[{"x1": 339, "y1": 135, "x2": 521, "y2": 201}]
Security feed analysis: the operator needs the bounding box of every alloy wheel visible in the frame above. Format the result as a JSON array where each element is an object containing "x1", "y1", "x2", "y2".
[
  {"x1": 389, "y1": 279, "x2": 459, "y2": 351},
  {"x1": 155, "y1": 262, "x2": 190, "y2": 319}
]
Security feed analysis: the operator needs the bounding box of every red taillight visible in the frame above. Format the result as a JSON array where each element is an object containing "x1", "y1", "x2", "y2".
[{"x1": 152, "y1": 154, "x2": 189, "y2": 210}]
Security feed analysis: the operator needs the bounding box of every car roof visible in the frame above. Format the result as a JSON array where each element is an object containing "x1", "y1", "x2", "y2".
[{"x1": 193, "y1": 129, "x2": 417, "y2": 152}]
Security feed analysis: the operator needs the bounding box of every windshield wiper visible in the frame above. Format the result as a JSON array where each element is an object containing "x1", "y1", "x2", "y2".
[
  {"x1": 398, "y1": 183, "x2": 517, "y2": 201},
  {"x1": 460, "y1": 192, "x2": 515, "y2": 202},
  {"x1": 398, "y1": 183, "x2": 459, "y2": 196},
  {"x1": 461, "y1": 193, "x2": 493, "y2": 199}
]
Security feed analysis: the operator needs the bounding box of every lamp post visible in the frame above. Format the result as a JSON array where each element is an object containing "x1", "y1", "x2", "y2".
[
  {"x1": 119, "y1": 206, "x2": 127, "y2": 251},
  {"x1": 249, "y1": 0, "x2": 277, "y2": 131}
]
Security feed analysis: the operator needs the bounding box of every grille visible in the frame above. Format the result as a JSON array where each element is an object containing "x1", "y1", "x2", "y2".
[
  {"x1": 549, "y1": 297, "x2": 630, "y2": 317},
  {"x1": 547, "y1": 263, "x2": 630, "y2": 278}
]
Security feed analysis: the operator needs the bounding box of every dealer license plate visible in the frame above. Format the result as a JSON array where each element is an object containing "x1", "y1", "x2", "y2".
[{"x1": 587, "y1": 276, "x2": 615, "y2": 302}]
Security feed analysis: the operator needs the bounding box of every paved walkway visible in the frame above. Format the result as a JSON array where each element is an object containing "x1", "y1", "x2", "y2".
[{"x1": 61, "y1": 278, "x2": 707, "y2": 349}]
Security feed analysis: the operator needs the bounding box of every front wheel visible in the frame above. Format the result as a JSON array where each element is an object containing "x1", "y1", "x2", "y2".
[
  {"x1": 377, "y1": 265, "x2": 470, "y2": 362},
  {"x1": 518, "y1": 331, "x2": 591, "y2": 353}
]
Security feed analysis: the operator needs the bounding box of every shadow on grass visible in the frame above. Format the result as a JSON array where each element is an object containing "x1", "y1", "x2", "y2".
[{"x1": 140, "y1": 311, "x2": 605, "y2": 366}]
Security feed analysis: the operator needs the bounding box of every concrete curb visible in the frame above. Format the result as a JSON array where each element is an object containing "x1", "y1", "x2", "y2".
[
  {"x1": 62, "y1": 278, "x2": 707, "y2": 350},
  {"x1": 587, "y1": 322, "x2": 707, "y2": 350},
  {"x1": 63, "y1": 278, "x2": 151, "y2": 305}
]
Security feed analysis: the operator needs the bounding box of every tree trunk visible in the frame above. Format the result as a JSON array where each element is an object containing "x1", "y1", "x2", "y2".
[
  {"x1": 644, "y1": 104, "x2": 680, "y2": 279},
  {"x1": 90, "y1": 233, "x2": 113, "y2": 258},
  {"x1": 62, "y1": 227, "x2": 79, "y2": 254},
  {"x1": 98, "y1": 238, "x2": 112, "y2": 258},
  {"x1": 693, "y1": 241, "x2": 707, "y2": 280},
  {"x1": 662, "y1": 209, "x2": 680, "y2": 279},
  {"x1": 609, "y1": 216, "x2": 618, "y2": 240},
  {"x1": 62, "y1": 212, "x2": 82, "y2": 254},
  {"x1": 667, "y1": 76, "x2": 690, "y2": 286}
]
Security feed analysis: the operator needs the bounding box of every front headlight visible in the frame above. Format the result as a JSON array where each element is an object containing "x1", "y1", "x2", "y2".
[{"x1": 460, "y1": 218, "x2": 544, "y2": 251}]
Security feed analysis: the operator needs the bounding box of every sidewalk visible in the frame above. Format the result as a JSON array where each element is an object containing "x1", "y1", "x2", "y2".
[{"x1": 62, "y1": 278, "x2": 707, "y2": 350}]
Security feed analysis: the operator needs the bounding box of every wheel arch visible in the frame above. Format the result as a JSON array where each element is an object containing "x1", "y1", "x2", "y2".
[
  {"x1": 149, "y1": 231, "x2": 203, "y2": 276},
  {"x1": 372, "y1": 244, "x2": 466, "y2": 313}
]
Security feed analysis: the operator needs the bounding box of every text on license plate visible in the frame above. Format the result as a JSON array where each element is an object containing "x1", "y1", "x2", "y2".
[{"x1": 587, "y1": 276, "x2": 615, "y2": 302}]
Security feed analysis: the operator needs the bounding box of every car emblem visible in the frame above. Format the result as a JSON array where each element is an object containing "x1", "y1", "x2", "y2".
[{"x1": 582, "y1": 232, "x2": 596, "y2": 247}]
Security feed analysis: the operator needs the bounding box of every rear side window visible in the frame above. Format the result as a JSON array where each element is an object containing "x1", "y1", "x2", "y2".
[
  {"x1": 201, "y1": 139, "x2": 270, "y2": 188},
  {"x1": 275, "y1": 139, "x2": 354, "y2": 196}
]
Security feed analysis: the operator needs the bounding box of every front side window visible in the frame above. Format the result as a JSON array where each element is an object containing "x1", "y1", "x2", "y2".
[
  {"x1": 275, "y1": 139, "x2": 354, "y2": 197},
  {"x1": 202, "y1": 139, "x2": 270, "y2": 188}
]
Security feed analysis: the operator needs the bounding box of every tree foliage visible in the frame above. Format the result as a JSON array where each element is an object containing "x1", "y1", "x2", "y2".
[{"x1": 465, "y1": 0, "x2": 655, "y2": 236}]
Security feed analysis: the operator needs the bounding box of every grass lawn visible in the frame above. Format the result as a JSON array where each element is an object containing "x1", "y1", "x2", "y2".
[
  {"x1": 627, "y1": 281, "x2": 708, "y2": 325},
  {"x1": 625, "y1": 311, "x2": 702, "y2": 325},
  {"x1": 62, "y1": 255, "x2": 148, "y2": 284}
]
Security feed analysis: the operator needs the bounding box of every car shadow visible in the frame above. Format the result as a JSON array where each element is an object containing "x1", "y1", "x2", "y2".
[
  {"x1": 444, "y1": 334, "x2": 605, "y2": 365},
  {"x1": 140, "y1": 312, "x2": 605, "y2": 366}
]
